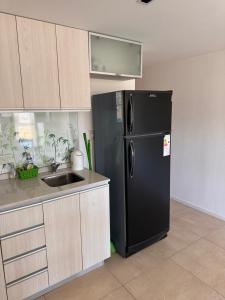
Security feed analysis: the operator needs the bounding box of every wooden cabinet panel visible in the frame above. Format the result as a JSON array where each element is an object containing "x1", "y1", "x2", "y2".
[
  {"x1": 4, "y1": 248, "x2": 47, "y2": 284},
  {"x1": 1, "y1": 226, "x2": 46, "y2": 261},
  {"x1": 7, "y1": 270, "x2": 48, "y2": 300},
  {"x1": 0, "y1": 250, "x2": 7, "y2": 300},
  {"x1": 56, "y1": 25, "x2": 91, "y2": 109},
  {"x1": 80, "y1": 186, "x2": 110, "y2": 269},
  {"x1": 0, "y1": 13, "x2": 23, "y2": 109},
  {"x1": 0, "y1": 204, "x2": 43, "y2": 236},
  {"x1": 16, "y1": 17, "x2": 60, "y2": 109},
  {"x1": 43, "y1": 195, "x2": 82, "y2": 285}
]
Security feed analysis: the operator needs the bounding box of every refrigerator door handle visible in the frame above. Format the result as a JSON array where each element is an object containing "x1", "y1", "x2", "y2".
[
  {"x1": 129, "y1": 140, "x2": 135, "y2": 178},
  {"x1": 128, "y1": 94, "x2": 134, "y2": 134}
]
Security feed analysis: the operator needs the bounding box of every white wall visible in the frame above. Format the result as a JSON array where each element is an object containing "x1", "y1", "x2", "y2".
[
  {"x1": 136, "y1": 50, "x2": 225, "y2": 219},
  {"x1": 78, "y1": 78, "x2": 135, "y2": 168}
]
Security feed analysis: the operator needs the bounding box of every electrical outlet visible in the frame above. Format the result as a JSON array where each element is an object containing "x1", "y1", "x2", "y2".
[{"x1": 0, "y1": 154, "x2": 14, "y2": 165}]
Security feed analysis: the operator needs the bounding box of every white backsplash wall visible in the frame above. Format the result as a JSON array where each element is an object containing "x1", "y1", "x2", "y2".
[
  {"x1": 0, "y1": 112, "x2": 78, "y2": 174},
  {"x1": 78, "y1": 77, "x2": 135, "y2": 169}
]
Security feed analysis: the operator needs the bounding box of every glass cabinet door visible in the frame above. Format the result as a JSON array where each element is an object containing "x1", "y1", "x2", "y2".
[{"x1": 89, "y1": 33, "x2": 142, "y2": 78}]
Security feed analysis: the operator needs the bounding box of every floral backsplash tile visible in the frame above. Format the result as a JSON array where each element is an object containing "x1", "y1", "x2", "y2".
[{"x1": 0, "y1": 112, "x2": 78, "y2": 174}]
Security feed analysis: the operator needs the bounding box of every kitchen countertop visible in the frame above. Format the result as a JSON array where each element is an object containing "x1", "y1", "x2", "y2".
[{"x1": 0, "y1": 168, "x2": 110, "y2": 213}]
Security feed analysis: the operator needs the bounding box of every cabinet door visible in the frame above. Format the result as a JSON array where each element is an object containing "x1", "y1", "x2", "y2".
[
  {"x1": 17, "y1": 17, "x2": 60, "y2": 109},
  {"x1": 80, "y1": 186, "x2": 110, "y2": 269},
  {"x1": 56, "y1": 25, "x2": 91, "y2": 109},
  {"x1": 0, "y1": 13, "x2": 23, "y2": 109},
  {"x1": 90, "y1": 33, "x2": 142, "y2": 78},
  {"x1": 0, "y1": 249, "x2": 7, "y2": 300},
  {"x1": 43, "y1": 195, "x2": 82, "y2": 285}
]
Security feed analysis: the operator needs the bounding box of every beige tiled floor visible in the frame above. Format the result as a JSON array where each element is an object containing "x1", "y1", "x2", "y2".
[{"x1": 42, "y1": 200, "x2": 225, "y2": 300}]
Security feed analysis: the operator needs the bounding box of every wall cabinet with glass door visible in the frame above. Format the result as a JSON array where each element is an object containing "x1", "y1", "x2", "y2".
[{"x1": 89, "y1": 32, "x2": 142, "y2": 78}]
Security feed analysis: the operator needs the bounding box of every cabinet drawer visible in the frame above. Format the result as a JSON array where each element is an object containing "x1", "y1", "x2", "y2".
[
  {"x1": 0, "y1": 204, "x2": 43, "y2": 236},
  {"x1": 4, "y1": 248, "x2": 47, "y2": 284},
  {"x1": 7, "y1": 270, "x2": 48, "y2": 300},
  {"x1": 1, "y1": 226, "x2": 46, "y2": 260}
]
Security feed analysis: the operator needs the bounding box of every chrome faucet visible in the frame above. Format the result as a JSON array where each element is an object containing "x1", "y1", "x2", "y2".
[
  {"x1": 50, "y1": 163, "x2": 60, "y2": 173},
  {"x1": 8, "y1": 163, "x2": 16, "y2": 178}
]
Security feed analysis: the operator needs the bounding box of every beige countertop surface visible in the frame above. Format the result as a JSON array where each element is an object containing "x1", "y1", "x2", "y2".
[{"x1": 0, "y1": 168, "x2": 110, "y2": 213}]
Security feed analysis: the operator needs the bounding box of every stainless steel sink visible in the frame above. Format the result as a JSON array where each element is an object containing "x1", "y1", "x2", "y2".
[{"x1": 42, "y1": 172, "x2": 84, "y2": 187}]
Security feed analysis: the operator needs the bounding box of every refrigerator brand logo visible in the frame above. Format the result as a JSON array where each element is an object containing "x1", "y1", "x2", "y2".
[{"x1": 148, "y1": 93, "x2": 157, "y2": 98}]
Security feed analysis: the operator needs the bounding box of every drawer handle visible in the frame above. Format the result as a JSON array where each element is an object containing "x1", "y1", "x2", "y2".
[
  {"x1": 4, "y1": 247, "x2": 47, "y2": 265},
  {"x1": 0, "y1": 203, "x2": 42, "y2": 215},
  {"x1": 7, "y1": 268, "x2": 48, "y2": 288},
  {"x1": 0, "y1": 224, "x2": 45, "y2": 241}
]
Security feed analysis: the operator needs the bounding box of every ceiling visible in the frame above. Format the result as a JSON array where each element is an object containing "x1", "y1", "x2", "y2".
[{"x1": 0, "y1": 0, "x2": 225, "y2": 66}]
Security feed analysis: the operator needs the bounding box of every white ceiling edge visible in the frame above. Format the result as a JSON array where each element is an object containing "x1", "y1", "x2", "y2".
[{"x1": 0, "y1": 0, "x2": 225, "y2": 66}]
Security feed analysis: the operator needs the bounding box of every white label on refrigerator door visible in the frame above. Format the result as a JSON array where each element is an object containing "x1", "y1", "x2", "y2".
[{"x1": 163, "y1": 135, "x2": 170, "y2": 157}]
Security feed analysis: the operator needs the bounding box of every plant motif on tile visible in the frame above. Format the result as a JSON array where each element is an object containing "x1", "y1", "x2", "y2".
[{"x1": 0, "y1": 112, "x2": 78, "y2": 175}]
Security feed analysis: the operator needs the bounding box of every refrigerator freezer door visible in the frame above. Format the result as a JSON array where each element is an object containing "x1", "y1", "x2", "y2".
[
  {"x1": 125, "y1": 134, "x2": 170, "y2": 249},
  {"x1": 125, "y1": 91, "x2": 172, "y2": 136}
]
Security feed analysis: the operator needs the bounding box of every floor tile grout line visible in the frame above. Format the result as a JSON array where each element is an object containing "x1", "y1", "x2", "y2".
[
  {"x1": 43, "y1": 267, "x2": 122, "y2": 300},
  {"x1": 96, "y1": 266, "x2": 124, "y2": 300},
  {"x1": 170, "y1": 258, "x2": 225, "y2": 299},
  {"x1": 104, "y1": 265, "x2": 124, "y2": 286},
  {"x1": 171, "y1": 205, "x2": 225, "y2": 299},
  {"x1": 203, "y1": 235, "x2": 225, "y2": 253},
  {"x1": 167, "y1": 235, "x2": 203, "y2": 259},
  {"x1": 105, "y1": 235, "x2": 204, "y2": 288},
  {"x1": 104, "y1": 255, "x2": 147, "y2": 287},
  {"x1": 171, "y1": 220, "x2": 207, "y2": 239},
  {"x1": 98, "y1": 286, "x2": 125, "y2": 300},
  {"x1": 169, "y1": 229, "x2": 225, "y2": 298},
  {"x1": 107, "y1": 254, "x2": 225, "y2": 300},
  {"x1": 122, "y1": 284, "x2": 138, "y2": 300}
]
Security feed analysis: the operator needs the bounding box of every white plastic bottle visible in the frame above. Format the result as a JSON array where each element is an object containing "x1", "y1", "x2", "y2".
[{"x1": 71, "y1": 150, "x2": 84, "y2": 171}]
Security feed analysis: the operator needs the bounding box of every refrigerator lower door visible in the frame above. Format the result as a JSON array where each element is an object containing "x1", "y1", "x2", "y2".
[{"x1": 125, "y1": 134, "x2": 170, "y2": 253}]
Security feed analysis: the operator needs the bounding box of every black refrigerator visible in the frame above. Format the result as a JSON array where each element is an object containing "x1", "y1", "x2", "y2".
[{"x1": 92, "y1": 90, "x2": 172, "y2": 257}]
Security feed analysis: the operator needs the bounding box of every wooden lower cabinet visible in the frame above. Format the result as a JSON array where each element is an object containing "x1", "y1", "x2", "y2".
[
  {"x1": 43, "y1": 194, "x2": 83, "y2": 285},
  {"x1": 80, "y1": 186, "x2": 110, "y2": 269},
  {"x1": 0, "y1": 185, "x2": 110, "y2": 299},
  {"x1": 0, "y1": 250, "x2": 7, "y2": 300},
  {"x1": 44, "y1": 186, "x2": 110, "y2": 286}
]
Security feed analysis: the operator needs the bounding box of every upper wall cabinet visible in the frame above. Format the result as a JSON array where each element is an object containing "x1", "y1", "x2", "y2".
[
  {"x1": 16, "y1": 17, "x2": 60, "y2": 109},
  {"x1": 0, "y1": 13, "x2": 23, "y2": 109},
  {"x1": 89, "y1": 32, "x2": 142, "y2": 78},
  {"x1": 56, "y1": 26, "x2": 91, "y2": 109}
]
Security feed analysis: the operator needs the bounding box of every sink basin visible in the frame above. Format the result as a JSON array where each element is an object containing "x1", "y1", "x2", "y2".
[{"x1": 42, "y1": 172, "x2": 84, "y2": 187}]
